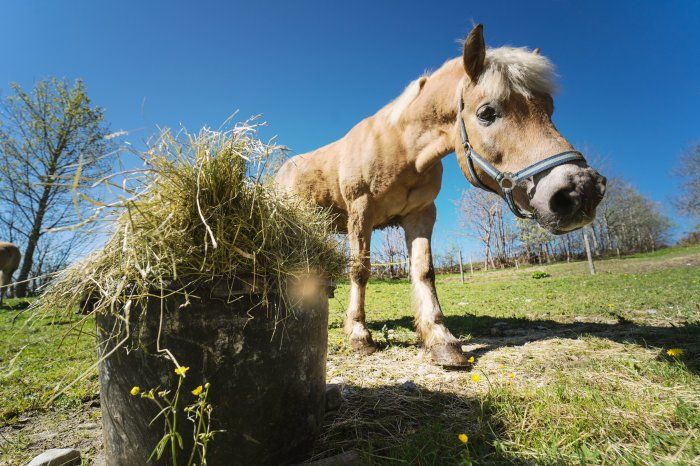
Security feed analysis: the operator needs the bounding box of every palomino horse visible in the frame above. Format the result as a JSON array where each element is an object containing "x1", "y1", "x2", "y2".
[
  {"x1": 0, "y1": 242, "x2": 21, "y2": 306},
  {"x1": 276, "y1": 25, "x2": 606, "y2": 367}
]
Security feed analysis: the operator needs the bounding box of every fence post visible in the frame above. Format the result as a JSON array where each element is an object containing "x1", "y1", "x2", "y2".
[
  {"x1": 583, "y1": 229, "x2": 596, "y2": 275},
  {"x1": 468, "y1": 252, "x2": 474, "y2": 275},
  {"x1": 458, "y1": 250, "x2": 465, "y2": 284}
]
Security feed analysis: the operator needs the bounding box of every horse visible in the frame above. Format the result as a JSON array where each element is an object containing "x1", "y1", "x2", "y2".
[
  {"x1": 275, "y1": 24, "x2": 606, "y2": 367},
  {"x1": 0, "y1": 242, "x2": 21, "y2": 306}
]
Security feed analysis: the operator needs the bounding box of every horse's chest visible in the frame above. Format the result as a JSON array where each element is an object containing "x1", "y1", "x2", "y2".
[{"x1": 373, "y1": 162, "x2": 442, "y2": 220}]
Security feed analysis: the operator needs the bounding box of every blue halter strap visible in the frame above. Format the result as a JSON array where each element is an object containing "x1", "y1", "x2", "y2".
[{"x1": 457, "y1": 96, "x2": 586, "y2": 219}]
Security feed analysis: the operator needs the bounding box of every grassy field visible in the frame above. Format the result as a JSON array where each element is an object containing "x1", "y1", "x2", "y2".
[{"x1": 1, "y1": 246, "x2": 699, "y2": 464}]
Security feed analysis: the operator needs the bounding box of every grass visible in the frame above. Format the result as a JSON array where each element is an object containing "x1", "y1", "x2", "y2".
[
  {"x1": 319, "y1": 246, "x2": 700, "y2": 465},
  {"x1": 1, "y1": 245, "x2": 699, "y2": 464},
  {"x1": 0, "y1": 304, "x2": 98, "y2": 422}
]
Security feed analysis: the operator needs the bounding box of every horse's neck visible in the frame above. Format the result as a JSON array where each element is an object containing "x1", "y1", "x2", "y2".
[{"x1": 400, "y1": 58, "x2": 464, "y2": 172}]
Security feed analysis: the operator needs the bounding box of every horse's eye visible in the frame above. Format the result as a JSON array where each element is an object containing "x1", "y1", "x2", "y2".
[{"x1": 476, "y1": 104, "x2": 498, "y2": 124}]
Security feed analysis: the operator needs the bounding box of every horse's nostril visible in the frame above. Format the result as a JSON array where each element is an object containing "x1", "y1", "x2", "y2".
[{"x1": 549, "y1": 189, "x2": 579, "y2": 217}]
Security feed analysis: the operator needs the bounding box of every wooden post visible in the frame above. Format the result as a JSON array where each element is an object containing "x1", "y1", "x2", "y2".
[
  {"x1": 468, "y1": 252, "x2": 474, "y2": 275},
  {"x1": 583, "y1": 229, "x2": 596, "y2": 275},
  {"x1": 458, "y1": 250, "x2": 465, "y2": 284}
]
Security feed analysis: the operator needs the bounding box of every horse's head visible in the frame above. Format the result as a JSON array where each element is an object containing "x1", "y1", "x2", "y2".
[{"x1": 456, "y1": 24, "x2": 606, "y2": 234}]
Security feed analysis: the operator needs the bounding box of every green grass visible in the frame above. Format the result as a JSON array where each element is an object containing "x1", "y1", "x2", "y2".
[
  {"x1": 1, "y1": 246, "x2": 699, "y2": 465},
  {"x1": 0, "y1": 304, "x2": 98, "y2": 423},
  {"x1": 321, "y1": 248, "x2": 700, "y2": 465},
  {"x1": 327, "y1": 250, "x2": 700, "y2": 344}
]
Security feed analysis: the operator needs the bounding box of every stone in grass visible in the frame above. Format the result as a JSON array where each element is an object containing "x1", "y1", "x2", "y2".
[
  {"x1": 325, "y1": 383, "x2": 342, "y2": 412},
  {"x1": 27, "y1": 448, "x2": 81, "y2": 466}
]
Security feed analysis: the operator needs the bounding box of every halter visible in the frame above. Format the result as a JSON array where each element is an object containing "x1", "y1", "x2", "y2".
[{"x1": 457, "y1": 95, "x2": 586, "y2": 219}]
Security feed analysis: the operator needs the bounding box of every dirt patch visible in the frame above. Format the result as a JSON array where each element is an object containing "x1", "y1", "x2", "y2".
[{"x1": 0, "y1": 402, "x2": 103, "y2": 465}]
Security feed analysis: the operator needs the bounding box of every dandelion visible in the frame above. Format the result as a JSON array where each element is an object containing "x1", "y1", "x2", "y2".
[
  {"x1": 667, "y1": 348, "x2": 684, "y2": 358},
  {"x1": 130, "y1": 386, "x2": 140, "y2": 396},
  {"x1": 192, "y1": 385, "x2": 203, "y2": 396},
  {"x1": 458, "y1": 433, "x2": 468, "y2": 444},
  {"x1": 174, "y1": 366, "x2": 190, "y2": 377},
  {"x1": 467, "y1": 356, "x2": 475, "y2": 364},
  {"x1": 471, "y1": 374, "x2": 481, "y2": 383},
  {"x1": 508, "y1": 372, "x2": 516, "y2": 379}
]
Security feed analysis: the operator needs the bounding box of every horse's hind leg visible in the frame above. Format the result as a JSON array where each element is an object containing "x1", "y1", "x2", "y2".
[
  {"x1": 402, "y1": 204, "x2": 468, "y2": 367},
  {"x1": 344, "y1": 197, "x2": 376, "y2": 355}
]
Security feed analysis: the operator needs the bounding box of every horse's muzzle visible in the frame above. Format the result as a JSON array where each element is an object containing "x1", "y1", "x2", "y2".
[{"x1": 532, "y1": 166, "x2": 607, "y2": 234}]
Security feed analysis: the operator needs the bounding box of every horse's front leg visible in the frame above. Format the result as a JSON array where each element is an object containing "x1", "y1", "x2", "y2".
[
  {"x1": 344, "y1": 197, "x2": 376, "y2": 355},
  {"x1": 402, "y1": 204, "x2": 469, "y2": 367}
]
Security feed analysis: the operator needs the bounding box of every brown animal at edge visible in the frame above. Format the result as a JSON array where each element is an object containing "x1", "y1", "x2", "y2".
[
  {"x1": 275, "y1": 25, "x2": 606, "y2": 367},
  {"x1": 0, "y1": 242, "x2": 21, "y2": 306}
]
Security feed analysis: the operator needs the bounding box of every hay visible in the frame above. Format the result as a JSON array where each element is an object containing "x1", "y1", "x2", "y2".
[{"x1": 36, "y1": 122, "x2": 346, "y2": 319}]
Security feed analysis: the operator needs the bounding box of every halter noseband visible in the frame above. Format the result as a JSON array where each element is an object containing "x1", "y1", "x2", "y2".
[{"x1": 457, "y1": 95, "x2": 586, "y2": 219}]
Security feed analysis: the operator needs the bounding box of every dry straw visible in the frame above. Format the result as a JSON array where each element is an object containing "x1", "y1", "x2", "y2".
[{"x1": 35, "y1": 121, "x2": 346, "y2": 321}]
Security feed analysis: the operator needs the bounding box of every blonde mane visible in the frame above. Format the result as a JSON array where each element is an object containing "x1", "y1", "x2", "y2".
[
  {"x1": 387, "y1": 46, "x2": 556, "y2": 125},
  {"x1": 480, "y1": 47, "x2": 557, "y2": 99}
]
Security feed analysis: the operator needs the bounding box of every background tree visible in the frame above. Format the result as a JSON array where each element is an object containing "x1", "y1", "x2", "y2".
[
  {"x1": 373, "y1": 226, "x2": 408, "y2": 278},
  {"x1": 0, "y1": 78, "x2": 113, "y2": 297},
  {"x1": 674, "y1": 144, "x2": 700, "y2": 222}
]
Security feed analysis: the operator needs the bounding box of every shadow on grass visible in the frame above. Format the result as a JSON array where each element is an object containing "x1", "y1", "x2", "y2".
[
  {"x1": 368, "y1": 315, "x2": 700, "y2": 374},
  {"x1": 0, "y1": 300, "x2": 30, "y2": 311},
  {"x1": 312, "y1": 383, "x2": 527, "y2": 466}
]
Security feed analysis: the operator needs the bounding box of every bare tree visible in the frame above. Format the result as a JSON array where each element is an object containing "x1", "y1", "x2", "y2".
[
  {"x1": 373, "y1": 226, "x2": 408, "y2": 278},
  {"x1": 457, "y1": 189, "x2": 503, "y2": 269},
  {"x1": 0, "y1": 78, "x2": 113, "y2": 296},
  {"x1": 674, "y1": 144, "x2": 700, "y2": 222}
]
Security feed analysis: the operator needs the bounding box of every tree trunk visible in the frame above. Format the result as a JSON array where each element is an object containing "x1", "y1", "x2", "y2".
[{"x1": 15, "y1": 184, "x2": 52, "y2": 297}]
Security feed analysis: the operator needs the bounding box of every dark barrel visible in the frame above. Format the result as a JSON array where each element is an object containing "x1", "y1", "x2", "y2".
[{"x1": 96, "y1": 280, "x2": 330, "y2": 465}]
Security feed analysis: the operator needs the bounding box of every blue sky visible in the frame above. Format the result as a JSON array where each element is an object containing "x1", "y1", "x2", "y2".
[{"x1": 2, "y1": 1, "x2": 699, "y2": 256}]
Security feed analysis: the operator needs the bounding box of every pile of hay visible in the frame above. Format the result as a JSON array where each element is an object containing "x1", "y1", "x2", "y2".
[{"x1": 38, "y1": 122, "x2": 345, "y2": 318}]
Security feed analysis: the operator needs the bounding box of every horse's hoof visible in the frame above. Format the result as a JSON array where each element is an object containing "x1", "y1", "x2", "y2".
[
  {"x1": 430, "y1": 343, "x2": 470, "y2": 369},
  {"x1": 349, "y1": 337, "x2": 377, "y2": 356}
]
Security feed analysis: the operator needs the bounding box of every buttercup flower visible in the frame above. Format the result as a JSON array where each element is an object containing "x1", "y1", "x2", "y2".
[
  {"x1": 508, "y1": 372, "x2": 516, "y2": 379},
  {"x1": 130, "y1": 386, "x2": 140, "y2": 396},
  {"x1": 192, "y1": 385, "x2": 203, "y2": 396},
  {"x1": 666, "y1": 348, "x2": 684, "y2": 358},
  {"x1": 458, "y1": 433, "x2": 468, "y2": 444},
  {"x1": 471, "y1": 374, "x2": 481, "y2": 383},
  {"x1": 467, "y1": 356, "x2": 475, "y2": 364},
  {"x1": 174, "y1": 366, "x2": 190, "y2": 377}
]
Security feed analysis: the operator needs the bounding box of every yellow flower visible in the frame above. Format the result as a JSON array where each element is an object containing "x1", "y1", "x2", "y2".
[
  {"x1": 508, "y1": 372, "x2": 516, "y2": 379},
  {"x1": 458, "y1": 433, "x2": 468, "y2": 444},
  {"x1": 471, "y1": 374, "x2": 481, "y2": 383},
  {"x1": 467, "y1": 356, "x2": 475, "y2": 364},
  {"x1": 191, "y1": 385, "x2": 203, "y2": 396},
  {"x1": 337, "y1": 339, "x2": 344, "y2": 346},
  {"x1": 174, "y1": 366, "x2": 190, "y2": 377},
  {"x1": 130, "y1": 386, "x2": 140, "y2": 396},
  {"x1": 667, "y1": 348, "x2": 684, "y2": 358}
]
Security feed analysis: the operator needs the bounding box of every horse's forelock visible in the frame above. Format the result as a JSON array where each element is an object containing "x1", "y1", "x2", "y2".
[{"x1": 478, "y1": 47, "x2": 557, "y2": 99}]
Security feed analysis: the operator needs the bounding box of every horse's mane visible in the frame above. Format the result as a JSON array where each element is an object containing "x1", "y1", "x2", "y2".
[
  {"x1": 480, "y1": 47, "x2": 557, "y2": 99},
  {"x1": 386, "y1": 46, "x2": 557, "y2": 125}
]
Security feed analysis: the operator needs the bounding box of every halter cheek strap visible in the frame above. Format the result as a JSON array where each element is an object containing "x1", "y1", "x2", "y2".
[{"x1": 457, "y1": 96, "x2": 586, "y2": 219}]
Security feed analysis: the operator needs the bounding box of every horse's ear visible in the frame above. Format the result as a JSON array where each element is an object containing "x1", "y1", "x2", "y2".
[
  {"x1": 533, "y1": 47, "x2": 541, "y2": 55},
  {"x1": 463, "y1": 24, "x2": 486, "y2": 82}
]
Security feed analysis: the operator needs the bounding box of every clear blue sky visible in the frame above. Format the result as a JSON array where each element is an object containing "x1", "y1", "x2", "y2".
[{"x1": 2, "y1": 1, "x2": 699, "y2": 256}]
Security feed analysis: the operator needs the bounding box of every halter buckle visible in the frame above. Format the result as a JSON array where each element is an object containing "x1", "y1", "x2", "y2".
[{"x1": 497, "y1": 173, "x2": 516, "y2": 191}]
